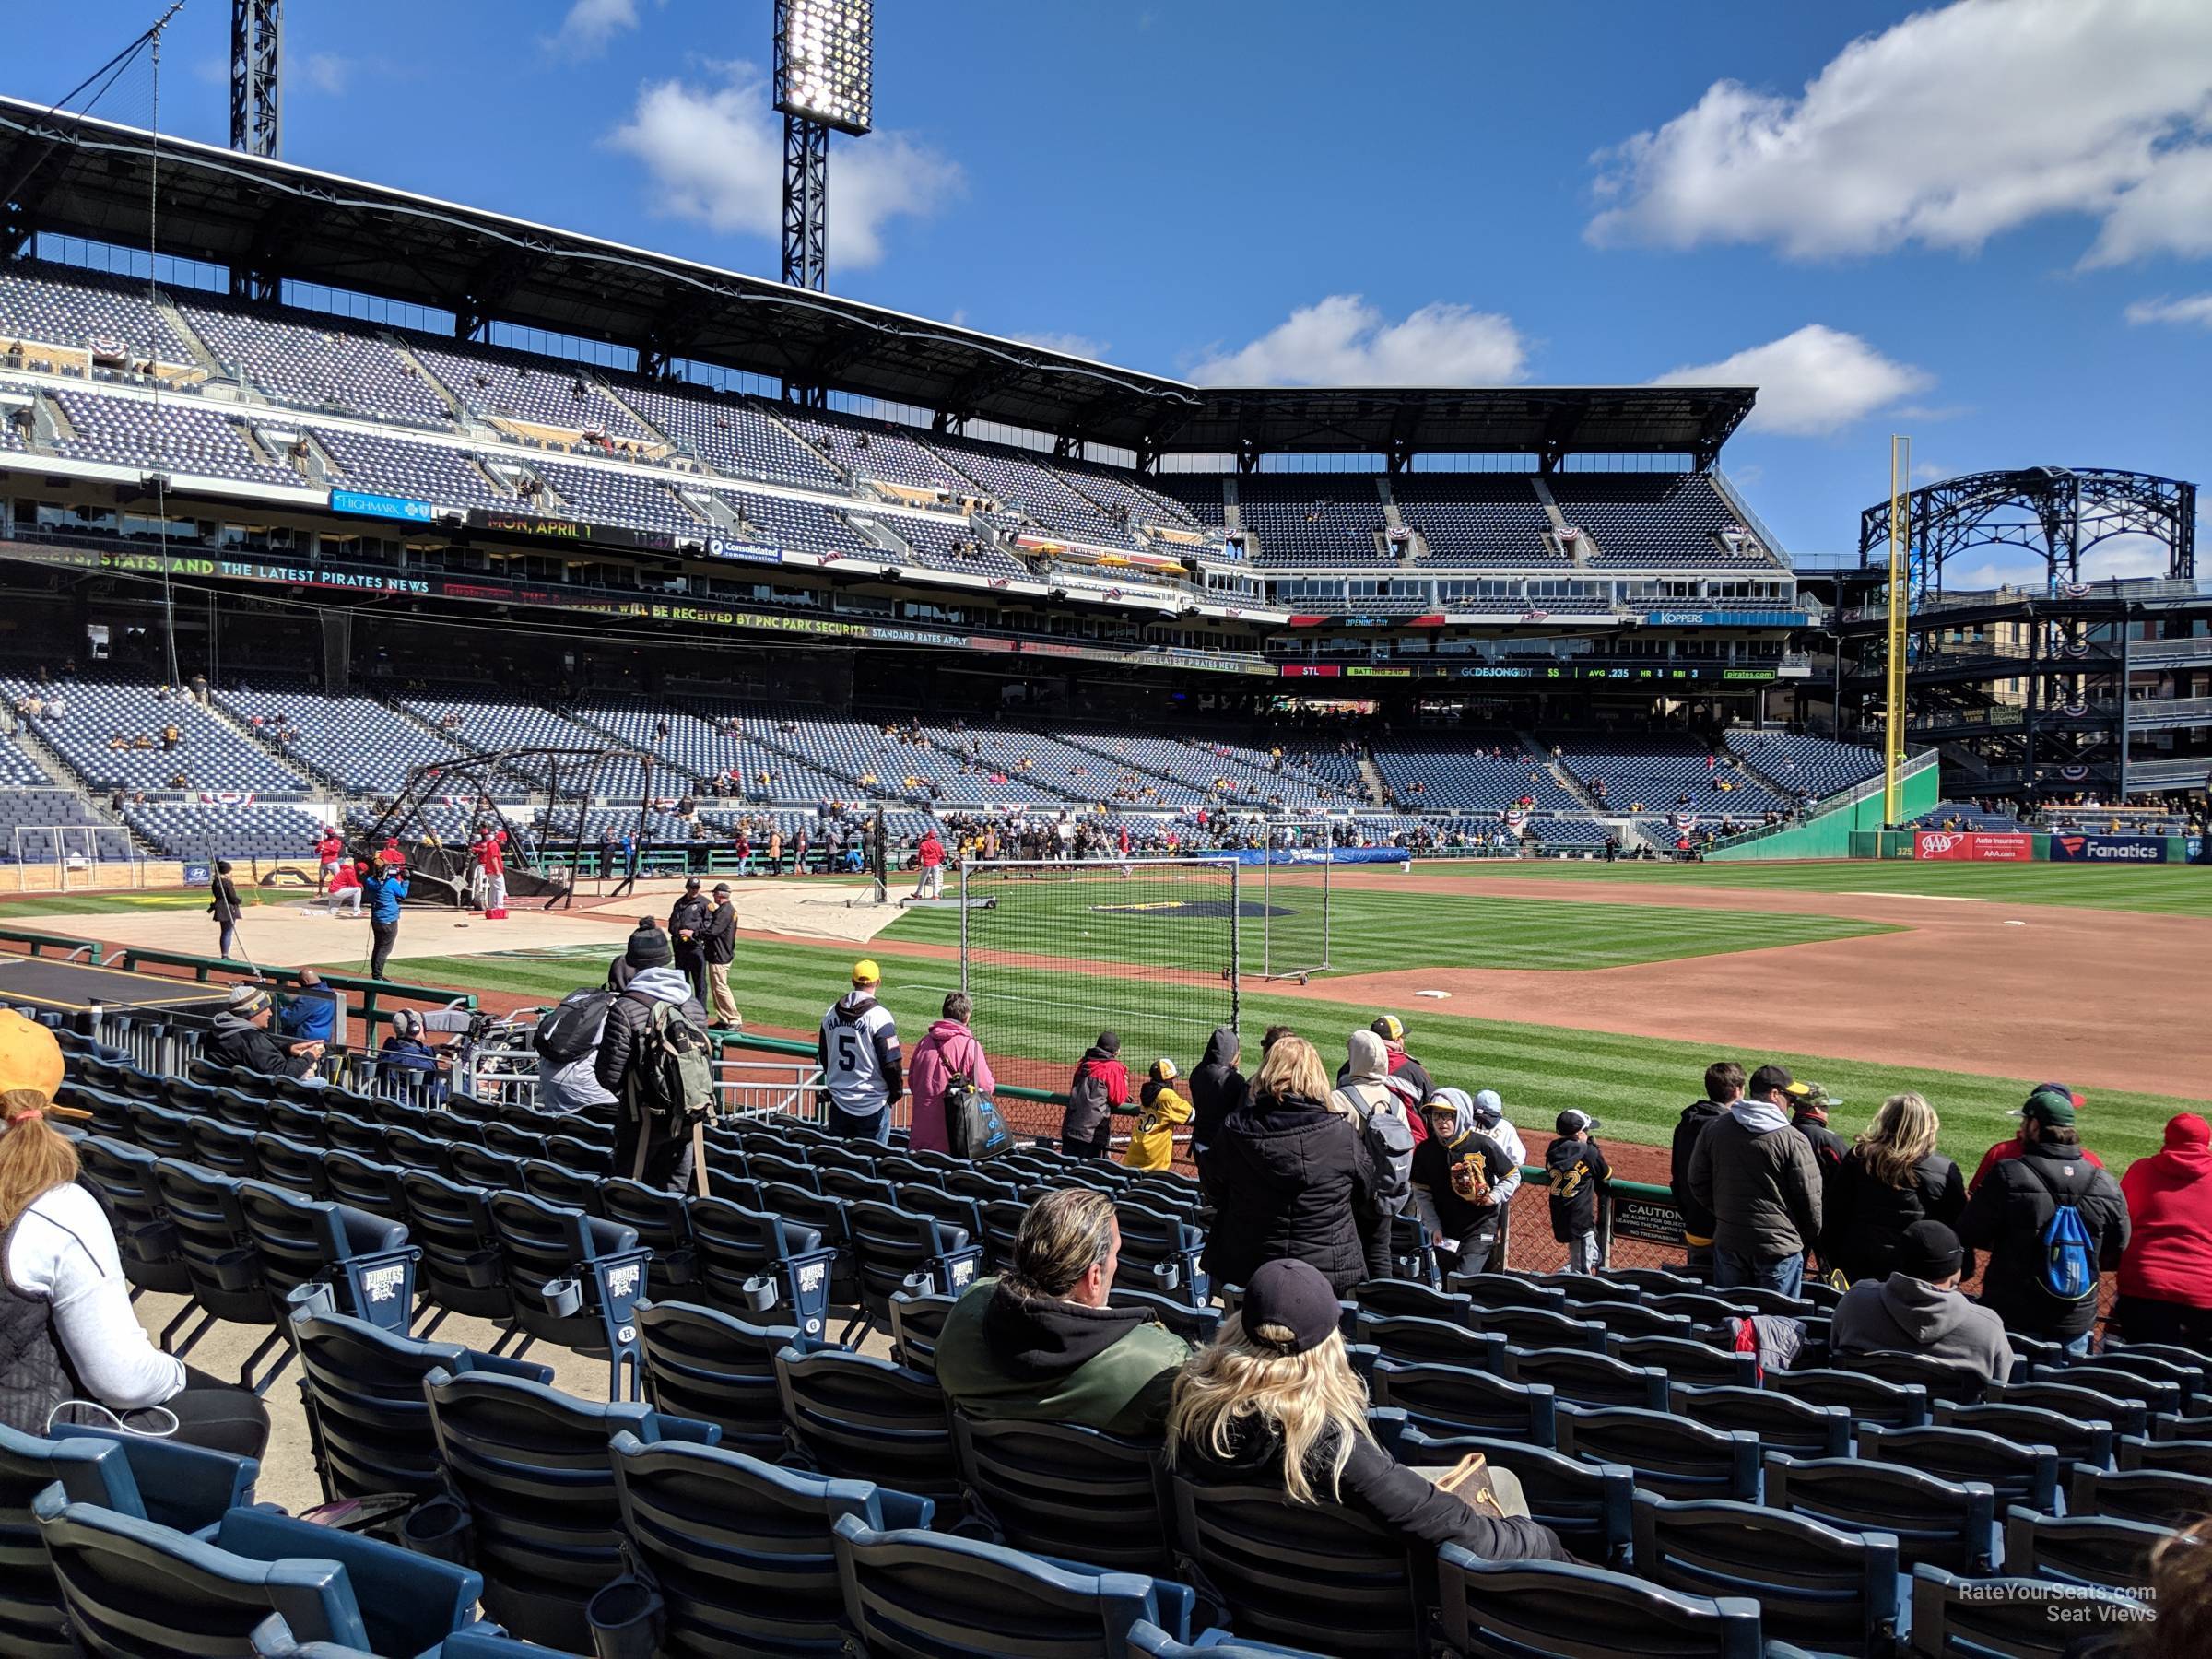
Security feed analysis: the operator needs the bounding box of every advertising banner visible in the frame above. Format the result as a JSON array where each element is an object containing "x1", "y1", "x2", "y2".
[
  {"x1": 1224, "y1": 846, "x2": 1409, "y2": 866},
  {"x1": 2048, "y1": 833, "x2": 2168, "y2": 864},
  {"x1": 329, "y1": 488, "x2": 435, "y2": 524},
  {"x1": 1915, "y1": 830, "x2": 2034, "y2": 861}
]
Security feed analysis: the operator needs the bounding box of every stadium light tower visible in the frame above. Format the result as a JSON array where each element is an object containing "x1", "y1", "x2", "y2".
[
  {"x1": 229, "y1": 0, "x2": 282, "y2": 159},
  {"x1": 773, "y1": 0, "x2": 873, "y2": 294}
]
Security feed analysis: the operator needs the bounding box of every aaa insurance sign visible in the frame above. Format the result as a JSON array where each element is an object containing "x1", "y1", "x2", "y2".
[
  {"x1": 2049, "y1": 834, "x2": 2168, "y2": 863},
  {"x1": 1915, "y1": 830, "x2": 2034, "y2": 861}
]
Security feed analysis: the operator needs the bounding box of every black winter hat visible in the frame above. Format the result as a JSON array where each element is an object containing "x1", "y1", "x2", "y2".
[
  {"x1": 625, "y1": 919, "x2": 673, "y2": 968},
  {"x1": 1095, "y1": 1030, "x2": 1121, "y2": 1056},
  {"x1": 1896, "y1": 1220, "x2": 1965, "y2": 1283}
]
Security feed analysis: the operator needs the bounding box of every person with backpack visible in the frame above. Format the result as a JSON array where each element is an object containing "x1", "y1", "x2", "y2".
[
  {"x1": 1671, "y1": 1061, "x2": 1742, "y2": 1272},
  {"x1": 668, "y1": 878, "x2": 712, "y2": 1006},
  {"x1": 1968, "y1": 1083, "x2": 2108, "y2": 1194},
  {"x1": 906, "y1": 992, "x2": 995, "y2": 1157},
  {"x1": 1330, "y1": 1030, "x2": 1418, "y2": 1281},
  {"x1": 535, "y1": 983, "x2": 619, "y2": 1117},
  {"x1": 1063, "y1": 1031, "x2": 1129, "y2": 1160},
  {"x1": 1412, "y1": 1088, "x2": 1514, "y2": 1276},
  {"x1": 1124, "y1": 1059, "x2": 1193, "y2": 1172},
  {"x1": 595, "y1": 939, "x2": 713, "y2": 1190},
  {"x1": 1957, "y1": 1089, "x2": 2130, "y2": 1353},
  {"x1": 1824, "y1": 1091, "x2": 1966, "y2": 1284},
  {"x1": 1547, "y1": 1110, "x2": 1612, "y2": 1273},
  {"x1": 818, "y1": 959, "x2": 902, "y2": 1144}
]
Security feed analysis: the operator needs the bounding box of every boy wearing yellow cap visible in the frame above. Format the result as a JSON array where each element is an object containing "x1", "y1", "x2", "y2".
[
  {"x1": 818, "y1": 958, "x2": 902, "y2": 1143},
  {"x1": 1123, "y1": 1058, "x2": 1192, "y2": 1171}
]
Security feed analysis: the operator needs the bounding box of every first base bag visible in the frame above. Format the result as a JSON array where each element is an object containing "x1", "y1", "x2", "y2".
[{"x1": 943, "y1": 1072, "x2": 1014, "y2": 1160}]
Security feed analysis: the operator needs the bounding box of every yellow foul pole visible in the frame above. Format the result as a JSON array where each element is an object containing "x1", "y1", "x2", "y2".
[{"x1": 1883, "y1": 434, "x2": 1912, "y2": 826}]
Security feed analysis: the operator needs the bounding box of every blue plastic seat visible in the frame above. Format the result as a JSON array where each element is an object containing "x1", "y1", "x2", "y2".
[
  {"x1": 1435, "y1": 1547, "x2": 1766, "y2": 1657},
  {"x1": 688, "y1": 1196, "x2": 837, "y2": 1343},
  {"x1": 1629, "y1": 1489, "x2": 1900, "y2": 1656},
  {"x1": 396, "y1": 1170, "x2": 513, "y2": 1336},
  {"x1": 0, "y1": 1423, "x2": 257, "y2": 1659},
  {"x1": 1112, "y1": 1201, "x2": 1207, "y2": 1307},
  {"x1": 2113, "y1": 1433, "x2": 2212, "y2": 1478},
  {"x1": 1762, "y1": 1452, "x2": 1997, "y2": 1575},
  {"x1": 635, "y1": 1299, "x2": 811, "y2": 1458},
  {"x1": 75, "y1": 1137, "x2": 190, "y2": 1297},
  {"x1": 1106, "y1": 1288, "x2": 1221, "y2": 1348},
  {"x1": 597, "y1": 1181, "x2": 695, "y2": 1288},
  {"x1": 1370, "y1": 1359, "x2": 1557, "y2": 1446},
  {"x1": 1606, "y1": 1334, "x2": 1758, "y2": 1390},
  {"x1": 292, "y1": 1311, "x2": 551, "y2": 1505},
  {"x1": 1836, "y1": 1348, "x2": 1994, "y2": 1406},
  {"x1": 248, "y1": 1133, "x2": 330, "y2": 1201},
  {"x1": 1859, "y1": 1423, "x2": 2060, "y2": 1512},
  {"x1": 887, "y1": 1291, "x2": 957, "y2": 1377},
  {"x1": 774, "y1": 1347, "x2": 962, "y2": 1507},
  {"x1": 606, "y1": 1430, "x2": 930, "y2": 1654},
  {"x1": 1665, "y1": 1383, "x2": 1851, "y2": 1459},
  {"x1": 952, "y1": 1412, "x2": 1174, "y2": 1576},
  {"x1": 1469, "y1": 1306, "x2": 1604, "y2": 1352},
  {"x1": 1124, "y1": 1620, "x2": 1324, "y2": 1656},
  {"x1": 1501, "y1": 1348, "x2": 1668, "y2": 1412},
  {"x1": 1353, "y1": 1313, "x2": 1505, "y2": 1373},
  {"x1": 34, "y1": 1494, "x2": 482, "y2": 1659},
  {"x1": 831, "y1": 1512, "x2": 1197, "y2": 1658},
  {"x1": 2001, "y1": 1503, "x2": 2167, "y2": 1595},
  {"x1": 1444, "y1": 1272, "x2": 1567, "y2": 1313},
  {"x1": 1936, "y1": 1401, "x2": 2115, "y2": 1470},
  {"x1": 414, "y1": 1366, "x2": 717, "y2": 1649},
  {"x1": 841, "y1": 1200, "x2": 981, "y2": 1334},
  {"x1": 486, "y1": 1191, "x2": 651, "y2": 1397},
  {"x1": 233, "y1": 1180, "x2": 418, "y2": 1338},
  {"x1": 1987, "y1": 1378, "x2": 2148, "y2": 1439},
  {"x1": 1907, "y1": 1563, "x2": 2149, "y2": 1657},
  {"x1": 1351, "y1": 1278, "x2": 1472, "y2": 1326},
  {"x1": 1769, "y1": 1367, "x2": 1932, "y2": 1429},
  {"x1": 2065, "y1": 1462, "x2": 2212, "y2": 1528},
  {"x1": 1555, "y1": 1405, "x2": 1759, "y2": 1502}
]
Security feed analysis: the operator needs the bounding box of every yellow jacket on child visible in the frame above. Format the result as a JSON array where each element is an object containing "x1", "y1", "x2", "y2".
[{"x1": 1123, "y1": 1081, "x2": 1193, "y2": 1171}]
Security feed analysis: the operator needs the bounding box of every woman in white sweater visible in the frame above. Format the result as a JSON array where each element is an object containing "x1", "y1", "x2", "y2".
[{"x1": 0, "y1": 1012, "x2": 268, "y2": 1457}]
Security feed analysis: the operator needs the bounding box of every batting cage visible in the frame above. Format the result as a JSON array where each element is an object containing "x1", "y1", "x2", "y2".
[
  {"x1": 959, "y1": 857, "x2": 1241, "y2": 1079},
  {"x1": 1253, "y1": 814, "x2": 1335, "y2": 983}
]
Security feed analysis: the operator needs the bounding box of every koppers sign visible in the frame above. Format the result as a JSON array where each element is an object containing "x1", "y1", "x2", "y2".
[
  {"x1": 2049, "y1": 834, "x2": 2168, "y2": 864},
  {"x1": 1916, "y1": 830, "x2": 2035, "y2": 862}
]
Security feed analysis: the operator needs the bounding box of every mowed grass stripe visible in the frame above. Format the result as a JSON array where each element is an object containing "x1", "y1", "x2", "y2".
[
  {"x1": 884, "y1": 880, "x2": 1892, "y2": 976},
  {"x1": 388, "y1": 937, "x2": 2208, "y2": 1173},
  {"x1": 1426, "y1": 857, "x2": 2212, "y2": 916}
]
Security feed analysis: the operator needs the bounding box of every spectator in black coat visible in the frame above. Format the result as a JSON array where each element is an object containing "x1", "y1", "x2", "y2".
[
  {"x1": 1825, "y1": 1091, "x2": 1966, "y2": 1284},
  {"x1": 1203, "y1": 1035, "x2": 1378, "y2": 1296},
  {"x1": 606, "y1": 918, "x2": 667, "y2": 993},
  {"x1": 1957, "y1": 1093, "x2": 2129, "y2": 1353},
  {"x1": 1670, "y1": 1061, "x2": 1741, "y2": 1271},
  {"x1": 1188, "y1": 1025, "x2": 1245, "y2": 1175},
  {"x1": 1168, "y1": 1258, "x2": 1573, "y2": 1563},
  {"x1": 667, "y1": 878, "x2": 711, "y2": 1005},
  {"x1": 207, "y1": 983, "x2": 322, "y2": 1079}
]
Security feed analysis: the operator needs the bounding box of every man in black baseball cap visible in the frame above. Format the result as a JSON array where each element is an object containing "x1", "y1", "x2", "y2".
[
  {"x1": 669, "y1": 877, "x2": 712, "y2": 1005},
  {"x1": 702, "y1": 881, "x2": 740, "y2": 1028},
  {"x1": 1830, "y1": 1220, "x2": 2015, "y2": 1382}
]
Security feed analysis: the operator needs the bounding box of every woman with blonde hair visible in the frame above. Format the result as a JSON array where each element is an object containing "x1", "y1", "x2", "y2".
[
  {"x1": 1201, "y1": 1032, "x2": 1378, "y2": 1295},
  {"x1": 1826, "y1": 1089, "x2": 1966, "y2": 1283},
  {"x1": 0, "y1": 1011, "x2": 269, "y2": 1454},
  {"x1": 1168, "y1": 1258, "x2": 1571, "y2": 1560}
]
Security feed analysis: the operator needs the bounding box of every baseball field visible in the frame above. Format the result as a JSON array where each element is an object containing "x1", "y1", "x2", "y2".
[{"x1": 364, "y1": 854, "x2": 2211, "y2": 1177}]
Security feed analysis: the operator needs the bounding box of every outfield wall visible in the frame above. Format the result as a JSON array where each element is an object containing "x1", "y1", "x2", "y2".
[
  {"x1": 1850, "y1": 830, "x2": 2206, "y2": 863},
  {"x1": 1706, "y1": 752, "x2": 1941, "y2": 861}
]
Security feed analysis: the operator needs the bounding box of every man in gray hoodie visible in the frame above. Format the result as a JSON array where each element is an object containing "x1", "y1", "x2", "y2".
[
  {"x1": 1687, "y1": 1062, "x2": 1823, "y2": 1297},
  {"x1": 1830, "y1": 1220, "x2": 2015, "y2": 1383}
]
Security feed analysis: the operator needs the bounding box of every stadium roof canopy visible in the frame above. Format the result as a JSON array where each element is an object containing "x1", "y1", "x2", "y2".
[{"x1": 0, "y1": 98, "x2": 1754, "y2": 466}]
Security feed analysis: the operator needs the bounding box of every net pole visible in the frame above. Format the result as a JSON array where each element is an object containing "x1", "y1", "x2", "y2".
[
  {"x1": 1320, "y1": 814, "x2": 1334, "y2": 972},
  {"x1": 1230, "y1": 861, "x2": 1242, "y2": 1032},
  {"x1": 959, "y1": 857, "x2": 970, "y2": 997}
]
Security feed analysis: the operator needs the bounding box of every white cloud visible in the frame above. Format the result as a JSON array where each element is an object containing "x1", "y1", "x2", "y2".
[
  {"x1": 606, "y1": 63, "x2": 962, "y2": 271},
  {"x1": 2082, "y1": 534, "x2": 2172, "y2": 581},
  {"x1": 303, "y1": 53, "x2": 350, "y2": 96},
  {"x1": 2124, "y1": 293, "x2": 2212, "y2": 328},
  {"x1": 1587, "y1": 0, "x2": 2212, "y2": 265},
  {"x1": 1651, "y1": 324, "x2": 1932, "y2": 437},
  {"x1": 547, "y1": 0, "x2": 641, "y2": 58},
  {"x1": 1006, "y1": 330, "x2": 1112, "y2": 360},
  {"x1": 1187, "y1": 295, "x2": 1526, "y2": 387}
]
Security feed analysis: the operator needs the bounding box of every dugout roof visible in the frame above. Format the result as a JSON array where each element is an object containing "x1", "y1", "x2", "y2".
[{"x1": 0, "y1": 99, "x2": 1754, "y2": 465}]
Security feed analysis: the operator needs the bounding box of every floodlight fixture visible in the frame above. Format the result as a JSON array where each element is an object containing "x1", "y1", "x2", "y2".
[{"x1": 774, "y1": 0, "x2": 874, "y2": 136}]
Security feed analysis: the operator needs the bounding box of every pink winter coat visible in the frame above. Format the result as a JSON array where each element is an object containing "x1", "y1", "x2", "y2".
[{"x1": 905, "y1": 1018, "x2": 997, "y2": 1154}]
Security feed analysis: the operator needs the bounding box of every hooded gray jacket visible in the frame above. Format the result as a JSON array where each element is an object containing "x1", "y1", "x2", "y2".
[
  {"x1": 1686, "y1": 1100, "x2": 1824, "y2": 1262},
  {"x1": 1831, "y1": 1272, "x2": 2017, "y2": 1383}
]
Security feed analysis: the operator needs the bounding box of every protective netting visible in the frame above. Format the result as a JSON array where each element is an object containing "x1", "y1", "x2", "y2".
[{"x1": 959, "y1": 858, "x2": 1241, "y2": 1077}]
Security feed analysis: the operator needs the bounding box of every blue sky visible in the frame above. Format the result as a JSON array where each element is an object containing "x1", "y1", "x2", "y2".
[{"x1": 17, "y1": 0, "x2": 2212, "y2": 570}]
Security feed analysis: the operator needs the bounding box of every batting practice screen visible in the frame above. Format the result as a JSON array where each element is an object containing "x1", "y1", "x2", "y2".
[{"x1": 959, "y1": 857, "x2": 1241, "y2": 1080}]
